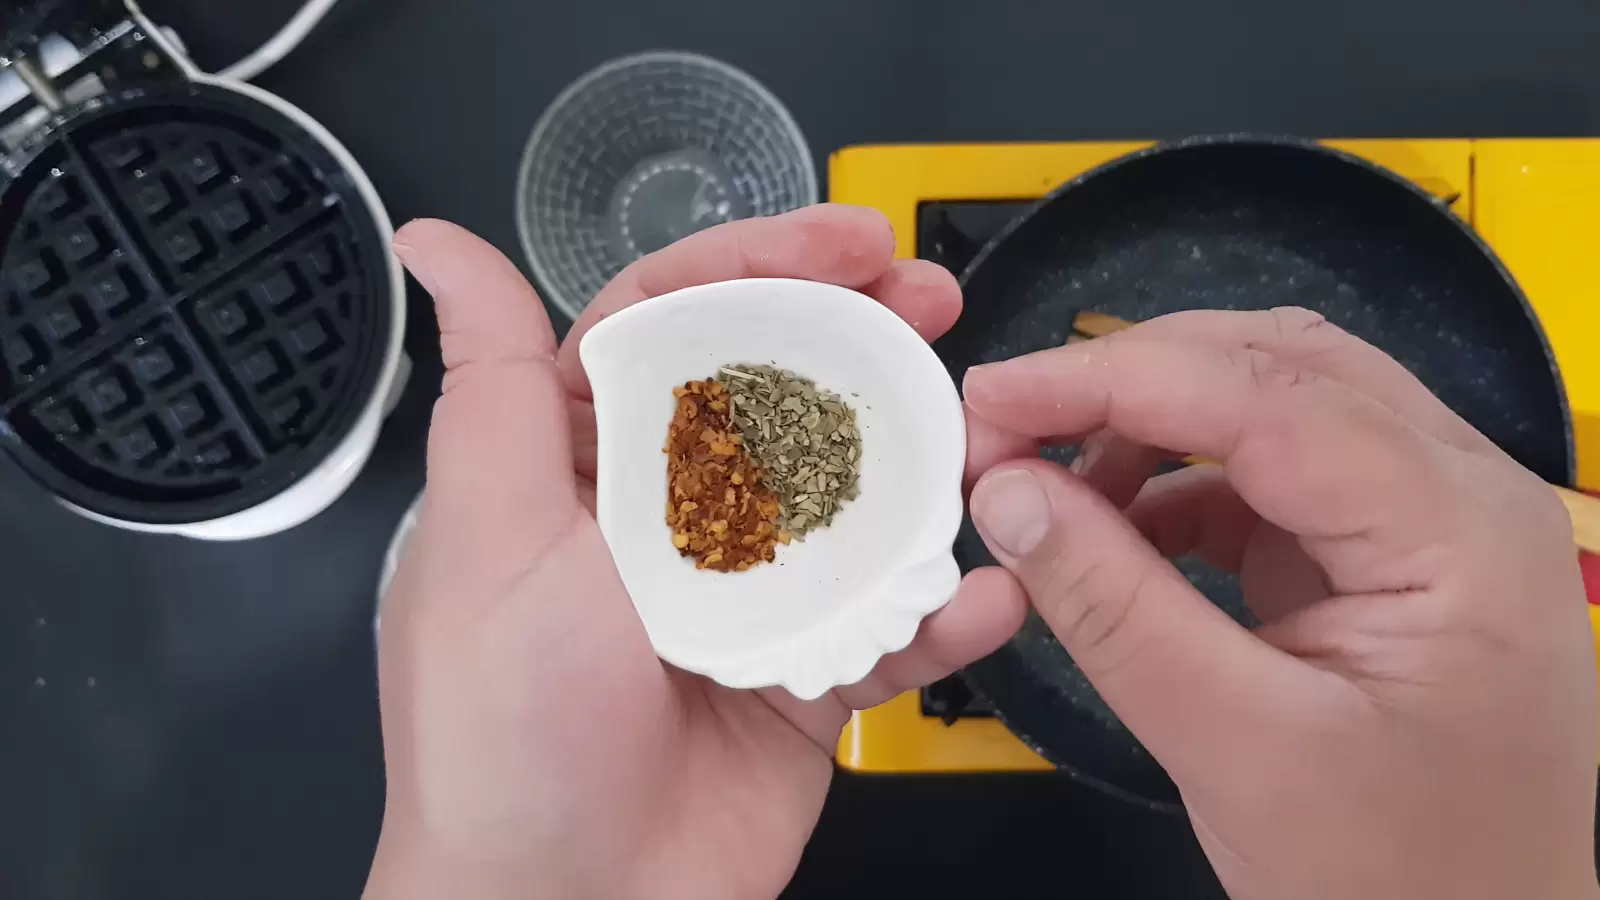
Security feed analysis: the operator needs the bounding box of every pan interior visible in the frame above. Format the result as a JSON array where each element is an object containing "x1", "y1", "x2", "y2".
[{"x1": 942, "y1": 141, "x2": 1569, "y2": 807}]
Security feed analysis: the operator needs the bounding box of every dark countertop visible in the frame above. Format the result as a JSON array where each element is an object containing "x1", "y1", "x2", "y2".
[{"x1": 4, "y1": 1, "x2": 1600, "y2": 897}]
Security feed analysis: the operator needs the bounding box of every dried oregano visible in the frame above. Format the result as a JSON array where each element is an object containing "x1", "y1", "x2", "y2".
[{"x1": 716, "y1": 364, "x2": 862, "y2": 539}]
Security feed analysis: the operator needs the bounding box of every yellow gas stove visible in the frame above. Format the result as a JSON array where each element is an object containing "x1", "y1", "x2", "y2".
[{"x1": 829, "y1": 139, "x2": 1600, "y2": 774}]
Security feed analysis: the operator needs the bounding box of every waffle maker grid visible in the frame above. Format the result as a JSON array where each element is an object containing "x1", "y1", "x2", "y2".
[{"x1": 0, "y1": 88, "x2": 390, "y2": 524}]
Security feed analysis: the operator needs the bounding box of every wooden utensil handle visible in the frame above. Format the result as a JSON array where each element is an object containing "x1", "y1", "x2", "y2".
[
  {"x1": 1069, "y1": 311, "x2": 1600, "y2": 555},
  {"x1": 1555, "y1": 487, "x2": 1600, "y2": 555},
  {"x1": 1072, "y1": 310, "x2": 1135, "y2": 338}
]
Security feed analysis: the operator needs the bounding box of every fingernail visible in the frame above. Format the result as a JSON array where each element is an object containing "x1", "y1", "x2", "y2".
[
  {"x1": 972, "y1": 469, "x2": 1053, "y2": 558},
  {"x1": 961, "y1": 365, "x2": 996, "y2": 405},
  {"x1": 392, "y1": 241, "x2": 438, "y2": 297}
]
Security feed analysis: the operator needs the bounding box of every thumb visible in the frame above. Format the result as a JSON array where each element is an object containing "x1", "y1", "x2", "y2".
[
  {"x1": 968, "y1": 460, "x2": 1309, "y2": 772},
  {"x1": 392, "y1": 219, "x2": 578, "y2": 591}
]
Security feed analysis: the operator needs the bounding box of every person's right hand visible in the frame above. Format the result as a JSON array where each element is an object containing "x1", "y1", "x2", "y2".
[{"x1": 961, "y1": 307, "x2": 1600, "y2": 900}]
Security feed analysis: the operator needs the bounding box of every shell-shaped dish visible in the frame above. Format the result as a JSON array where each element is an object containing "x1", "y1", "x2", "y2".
[{"x1": 579, "y1": 278, "x2": 965, "y2": 699}]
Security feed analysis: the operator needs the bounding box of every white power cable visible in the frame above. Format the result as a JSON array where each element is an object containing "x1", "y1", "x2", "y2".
[{"x1": 217, "y1": 0, "x2": 341, "y2": 82}]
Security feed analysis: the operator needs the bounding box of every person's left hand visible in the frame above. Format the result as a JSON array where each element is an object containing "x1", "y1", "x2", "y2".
[{"x1": 364, "y1": 205, "x2": 1027, "y2": 900}]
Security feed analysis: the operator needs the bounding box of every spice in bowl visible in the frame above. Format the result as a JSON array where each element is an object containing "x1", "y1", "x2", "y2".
[
  {"x1": 717, "y1": 365, "x2": 861, "y2": 540},
  {"x1": 665, "y1": 379, "x2": 786, "y2": 571},
  {"x1": 663, "y1": 365, "x2": 864, "y2": 571}
]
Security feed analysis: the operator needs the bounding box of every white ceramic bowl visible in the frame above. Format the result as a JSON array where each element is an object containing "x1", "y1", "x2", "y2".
[
  {"x1": 378, "y1": 492, "x2": 423, "y2": 601},
  {"x1": 374, "y1": 490, "x2": 424, "y2": 640},
  {"x1": 579, "y1": 278, "x2": 965, "y2": 699}
]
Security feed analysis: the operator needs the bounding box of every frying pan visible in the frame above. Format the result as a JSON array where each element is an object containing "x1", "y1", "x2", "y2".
[{"x1": 938, "y1": 135, "x2": 1573, "y2": 811}]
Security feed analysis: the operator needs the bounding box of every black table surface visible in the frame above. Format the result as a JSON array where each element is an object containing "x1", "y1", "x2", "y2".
[{"x1": 5, "y1": 1, "x2": 1600, "y2": 897}]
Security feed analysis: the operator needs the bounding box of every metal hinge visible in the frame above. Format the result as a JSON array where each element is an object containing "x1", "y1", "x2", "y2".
[{"x1": 0, "y1": 0, "x2": 189, "y2": 175}]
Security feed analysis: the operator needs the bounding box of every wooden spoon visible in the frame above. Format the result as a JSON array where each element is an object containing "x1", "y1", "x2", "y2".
[{"x1": 1067, "y1": 310, "x2": 1600, "y2": 555}]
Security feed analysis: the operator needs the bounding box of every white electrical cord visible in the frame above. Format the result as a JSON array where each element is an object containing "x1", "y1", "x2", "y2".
[{"x1": 217, "y1": 0, "x2": 341, "y2": 82}]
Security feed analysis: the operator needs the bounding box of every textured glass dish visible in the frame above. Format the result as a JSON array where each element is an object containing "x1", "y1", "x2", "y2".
[{"x1": 515, "y1": 51, "x2": 818, "y2": 321}]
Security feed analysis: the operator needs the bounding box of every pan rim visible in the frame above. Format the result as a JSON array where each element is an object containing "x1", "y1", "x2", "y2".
[{"x1": 957, "y1": 133, "x2": 1574, "y2": 485}]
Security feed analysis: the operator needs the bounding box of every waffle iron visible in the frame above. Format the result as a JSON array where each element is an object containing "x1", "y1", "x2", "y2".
[{"x1": 0, "y1": 0, "x2": 407, "y2": 540}]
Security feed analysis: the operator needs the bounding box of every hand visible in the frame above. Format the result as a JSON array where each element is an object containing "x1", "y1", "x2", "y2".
[
  {"x1": 364, "y1": 206, "x2": 1027, "y2": 900},
  {"x1": 962, "y1": 307, "x2": 1600, "y2": 900}
]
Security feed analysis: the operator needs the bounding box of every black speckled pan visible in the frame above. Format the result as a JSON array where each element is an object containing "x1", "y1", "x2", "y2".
[
  {"x1": 939, "y1": 136, "x2": 1572, "y2": 811},
  {"x1": 0, "y1": 83, "x2": 391, "y2": 525}
]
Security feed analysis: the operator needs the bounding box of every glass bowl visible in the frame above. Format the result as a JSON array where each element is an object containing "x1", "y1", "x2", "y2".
[{"x1": 515, "y1": 51, "x2": 818, "y2": 321}]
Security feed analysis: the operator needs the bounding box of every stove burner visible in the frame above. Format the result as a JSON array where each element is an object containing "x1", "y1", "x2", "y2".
[
  {"x1": 918, "y1": 201, "x2": 1036, "y2": 278},
  {"x1": 916, "y1": 200, "x2": 1035, "y2": 720},
  {"x1": 921, "y1": 673, "x2": 993, "y2": 722},
  {"x1": 0, "y1": 84, "x2": 391, "y2": 524}
]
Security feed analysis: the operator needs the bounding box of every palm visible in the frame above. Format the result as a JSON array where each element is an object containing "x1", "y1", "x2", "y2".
[
  {"x1": 642, "y1": 677, "x2": 836, "y2": 900},
  {"x1": 421, "y1": 510, "x2": 836, "y2": 900}
]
